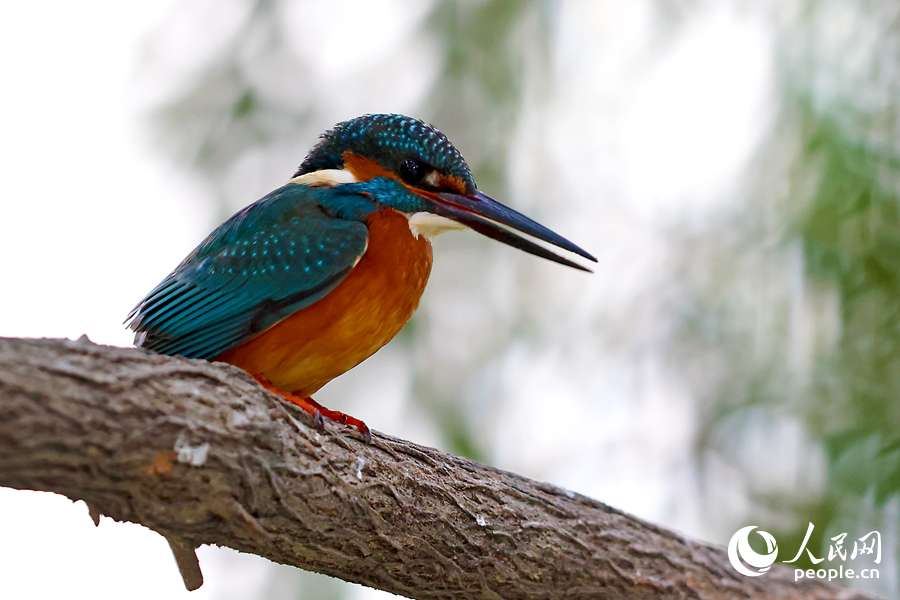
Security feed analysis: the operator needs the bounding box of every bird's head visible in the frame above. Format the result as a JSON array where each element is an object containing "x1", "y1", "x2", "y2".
[{"x1": 292, "y1": 114, "x2": 596, "y2": 271}]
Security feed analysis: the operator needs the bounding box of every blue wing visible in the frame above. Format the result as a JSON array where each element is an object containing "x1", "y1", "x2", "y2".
[{"x1": 127, "y1": 184, "x2": 372, "y2": 359}]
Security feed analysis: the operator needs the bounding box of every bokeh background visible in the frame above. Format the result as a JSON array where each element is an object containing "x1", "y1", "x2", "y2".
[{"x1": 1, "y1": 0, "x2": 898, "y2": 598}]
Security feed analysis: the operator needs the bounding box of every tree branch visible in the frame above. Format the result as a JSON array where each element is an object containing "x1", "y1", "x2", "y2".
[{"x1": 0, "y1": 337, "x2": 873, "y2": 599}]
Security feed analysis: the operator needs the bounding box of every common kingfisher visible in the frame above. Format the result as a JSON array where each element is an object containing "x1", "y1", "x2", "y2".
[{"x1": 127, "y1": 114, "x2": 596, "y2": 441}]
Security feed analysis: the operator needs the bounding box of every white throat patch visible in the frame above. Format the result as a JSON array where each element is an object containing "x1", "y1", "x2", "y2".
[{"x1": 406, "y1": 212, "x2": 469, "y2": 240}]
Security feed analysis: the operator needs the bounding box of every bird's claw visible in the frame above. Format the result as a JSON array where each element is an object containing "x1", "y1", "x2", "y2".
[{"x1": 313, "y1": 410, "x2": 326, "y2": 432}]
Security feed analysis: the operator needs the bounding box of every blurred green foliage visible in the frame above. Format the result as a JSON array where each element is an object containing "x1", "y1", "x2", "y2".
[
  {"x1": 801, "y1": 110, "x2": 900, "y2": 497},
  {"x1": 786, "y1": 107, "x2": 900, "y2": 567}
]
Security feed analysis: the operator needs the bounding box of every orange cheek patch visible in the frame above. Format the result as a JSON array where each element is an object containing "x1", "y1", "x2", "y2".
[
  {"x1": 342, "y1": 151, "x2": 468, "y2": 198},
  {"x1": 439, "y1": 174, "x2": 467, "y2": 195},
  {"x1": 343, "y1": 152, "x2": 397, "y2": 183},
  {"x1": 343, "y1": 151, "x2": 430, "y2": 201}
]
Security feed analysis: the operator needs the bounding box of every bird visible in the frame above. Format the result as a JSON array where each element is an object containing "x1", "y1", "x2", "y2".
[{"x1": 127, "y1": 114, "x2": 596, "y2": 442}]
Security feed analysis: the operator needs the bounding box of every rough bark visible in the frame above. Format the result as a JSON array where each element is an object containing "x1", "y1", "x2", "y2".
[{"x1": 0, "y1": 337, "x2": 874, "y2": 599}]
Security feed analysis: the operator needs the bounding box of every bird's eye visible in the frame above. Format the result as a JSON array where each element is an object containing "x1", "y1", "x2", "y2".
[{"x1": 398, "y1": 159, "x2": 427, "y2": 185}]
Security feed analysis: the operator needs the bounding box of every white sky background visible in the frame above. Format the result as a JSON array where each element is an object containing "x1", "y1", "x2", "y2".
[{"x1": 0, "y1": 1, "x2": 781, "y2": 598}]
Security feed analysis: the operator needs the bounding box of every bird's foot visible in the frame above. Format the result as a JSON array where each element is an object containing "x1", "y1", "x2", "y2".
[
  {"x1": 252, "y1": 374, "x2": 371, "y2": 443},
  {"x1": 301, "y1": 396, "x2": 371, "y2": 444}
]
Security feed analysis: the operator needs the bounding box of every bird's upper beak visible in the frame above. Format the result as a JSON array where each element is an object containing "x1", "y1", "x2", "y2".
[{"x1": 426, "y1": 190, "x2": 597, "y2": 272}]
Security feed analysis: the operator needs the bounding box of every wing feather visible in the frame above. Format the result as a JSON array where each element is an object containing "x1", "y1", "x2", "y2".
[{"x1": 127, "y1": 184, "x2": 370, "y2": 359}]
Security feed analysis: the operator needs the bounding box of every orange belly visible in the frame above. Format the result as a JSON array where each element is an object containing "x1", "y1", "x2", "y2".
[{"x1": 215, "y1": 207, "x2": 433, "y2": 397}]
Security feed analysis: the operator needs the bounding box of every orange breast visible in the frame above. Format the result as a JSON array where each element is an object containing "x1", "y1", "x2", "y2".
[{"x1": 215, "y1": 207, "x2": 433, "y2": 397}]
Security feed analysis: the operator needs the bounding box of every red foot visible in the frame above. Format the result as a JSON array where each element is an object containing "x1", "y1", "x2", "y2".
[{"x1": 252, "y1": 374, "x2": 371, "y2": 443}]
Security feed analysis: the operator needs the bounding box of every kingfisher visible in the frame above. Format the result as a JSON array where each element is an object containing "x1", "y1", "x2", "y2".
[{"x1": 127, "y1": 114, "x2": 596, "y2": 441}]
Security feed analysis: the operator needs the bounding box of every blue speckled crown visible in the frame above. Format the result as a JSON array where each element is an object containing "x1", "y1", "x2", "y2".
[{"x1": 295, "y1": 114, "x2": 475, "y2": 192}]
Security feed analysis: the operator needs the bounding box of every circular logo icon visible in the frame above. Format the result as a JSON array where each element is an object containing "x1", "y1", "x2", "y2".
[{"x1": 728, "y1": 526, "x2": 778, "y2": 577}]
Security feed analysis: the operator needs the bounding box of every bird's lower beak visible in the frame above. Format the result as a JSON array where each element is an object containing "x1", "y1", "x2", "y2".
[{"x1": 428, "y1": 190, "x2": 597, "y2": 271}]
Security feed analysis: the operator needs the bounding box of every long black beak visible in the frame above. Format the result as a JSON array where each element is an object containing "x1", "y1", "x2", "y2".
[{"x1": 429, "y1": 190, "x2": 597, "y2": 272}]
